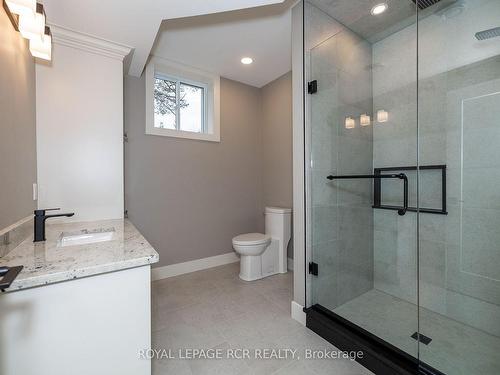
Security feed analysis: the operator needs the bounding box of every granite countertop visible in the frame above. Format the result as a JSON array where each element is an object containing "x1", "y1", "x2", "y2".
[{"x1": 0, "y1": 219, "x2": 159, "y2": 292}]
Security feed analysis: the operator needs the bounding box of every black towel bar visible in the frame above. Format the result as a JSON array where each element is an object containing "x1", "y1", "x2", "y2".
[{"x1": 326, "y1": 173, "x2": 408, "y2": 216}]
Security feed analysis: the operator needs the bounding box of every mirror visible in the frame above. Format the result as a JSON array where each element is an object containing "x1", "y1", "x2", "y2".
[{"x1": 0, "y1": 9, "x2": 37, "y2": 234}]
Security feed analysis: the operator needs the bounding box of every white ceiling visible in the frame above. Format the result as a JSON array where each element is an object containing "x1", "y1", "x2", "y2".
[
  {"x1": 151, "y1": 1, "x2": 294, "y2": 88},
  {"x1": 40, "y1": 0, "x2": 286, "y2": 77}
]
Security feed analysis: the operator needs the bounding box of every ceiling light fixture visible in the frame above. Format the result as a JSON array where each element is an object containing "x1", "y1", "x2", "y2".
[
  {"x1": 241, "y1": 57, "x2": 253, "y2": 65},
  {"x1": 371, "y1": 3, "x2": 388, "y2": 15}
]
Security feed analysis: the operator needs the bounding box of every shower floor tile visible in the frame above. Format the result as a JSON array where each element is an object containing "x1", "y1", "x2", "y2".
[{"x1": 333, "y1": 289, "x2": 500, "y2": 375}]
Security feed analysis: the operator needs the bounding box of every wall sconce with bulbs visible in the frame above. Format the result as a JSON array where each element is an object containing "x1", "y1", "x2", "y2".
[
  {"x1": 345, "y1": 111, "x2": 389, "y2": 129},
  {"x1": 345, "y1": 114, "x2": 372, "y2": 129},
  {"x1": 3, "y1": 0, "x2": 52, "y2": 61},
  {"x1": 345, "y1": 117, "x2": 356, "y2": 129},
  {"x1": 377, "y1": 109, "x2": 389, "y2": 123},
  {"x1": 360, "y1": 114, "x2": 371, "y2": 127}
]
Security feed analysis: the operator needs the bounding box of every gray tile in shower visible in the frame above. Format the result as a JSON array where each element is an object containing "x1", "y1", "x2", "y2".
[
  {"x1": 333, "y1": 289, "x2": 500, "y2": 375},
  {"x1": 312, "y1": 205, "x2": 339, "y2": 244}
]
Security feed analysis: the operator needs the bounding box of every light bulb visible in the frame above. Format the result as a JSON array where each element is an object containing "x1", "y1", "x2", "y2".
[
  {"x1": 345, "y1": 117, "x2": 355, "y2": 129},
  {"x1": 371, "y1": 3, "x2": 388, "y2": 16},
  {"x1": 377, "y1": 110, "x2": 389, "y2": 123},
  {"x1": 30, "y1": 26, "x2": 52, "y2": 60},
  {"x1": 360, "y1": 114, "x2": 371, "y2": 126},
  {"x1": 5, "y1": 0, "x2": 36, "y2": 16},
  {"x1": 19, "y1": 8, "x2": 45, "y2": 40}
]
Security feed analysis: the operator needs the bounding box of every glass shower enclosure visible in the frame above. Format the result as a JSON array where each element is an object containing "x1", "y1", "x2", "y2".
[{"x1": 304, "y1": 1, "x2": 500, "y2": 374}]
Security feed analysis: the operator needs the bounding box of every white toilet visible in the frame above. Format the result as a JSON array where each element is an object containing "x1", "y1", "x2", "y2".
[{"x1": 232, "y1": 207, "x2": 292, "y2": 281}]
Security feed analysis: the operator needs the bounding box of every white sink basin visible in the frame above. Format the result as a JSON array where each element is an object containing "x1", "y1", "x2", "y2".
[{"x1": 58, "y1": 228, "x2": 115, "y2": 247}]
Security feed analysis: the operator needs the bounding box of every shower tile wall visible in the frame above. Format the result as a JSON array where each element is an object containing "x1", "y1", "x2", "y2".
[
  {"x1": 307, "y1": 2, "x2": 374, "y2": 310},
  {"x1": 372, "y1": 2, "x2": 500, "y2": 335},
  {"x1": 372, "y1": 22, "x2": 418, "y2": 306}
]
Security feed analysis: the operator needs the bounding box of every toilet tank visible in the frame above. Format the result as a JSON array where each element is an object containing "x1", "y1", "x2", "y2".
[{"x1": 265, "y1": 207, "x2": 292, "y2": 273}]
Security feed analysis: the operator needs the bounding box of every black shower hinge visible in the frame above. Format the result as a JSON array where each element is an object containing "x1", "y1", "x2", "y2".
[
  {"x1": 309, "y1": 262, "x2": 318, "y2": 276},
  {"x1": 308, "y1": 80, "x2": 317, "y2": 94}
]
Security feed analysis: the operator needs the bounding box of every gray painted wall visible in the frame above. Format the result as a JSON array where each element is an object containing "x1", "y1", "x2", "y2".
[
  {"x1": 261, "y1": 72, "x2": 294, "y2": 258},
  {"x1": 0, "y1": 9, "x2": 37, "y2": 231},
  {"x1": 262, "y1": 72, "x2": 293, "y2": 209},
  {"x1": 125, "y1": 73, "x2": 292, "y2": 268}
]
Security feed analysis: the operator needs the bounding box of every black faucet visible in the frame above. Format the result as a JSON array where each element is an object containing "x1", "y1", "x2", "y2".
[{"x1": 34, "y1": 208, "x2": 75, "y2": 242}]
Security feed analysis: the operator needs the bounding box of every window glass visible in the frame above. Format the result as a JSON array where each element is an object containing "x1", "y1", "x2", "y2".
[
  {"x1": 154, "y1": 77, "x2": 176, "y2": 130},
  {"x1": 146, "y1": 60, "x2": 219, "y2": 142},
  {"x1": 180, "y1": 83, "x2": 204, "y2": 133}
]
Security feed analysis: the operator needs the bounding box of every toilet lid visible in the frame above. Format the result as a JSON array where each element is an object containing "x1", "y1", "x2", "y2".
[{"x1": 232, "y1": 233, "x2": 271, "y2": 246}]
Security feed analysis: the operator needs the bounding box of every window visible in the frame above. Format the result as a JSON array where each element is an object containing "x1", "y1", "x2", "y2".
[
  {"x1": 154, "y1": 76, "x2": 206, "y2": 133},
  {"x1": 146, "y1": 58, "x2": 220, "y2": 142}
]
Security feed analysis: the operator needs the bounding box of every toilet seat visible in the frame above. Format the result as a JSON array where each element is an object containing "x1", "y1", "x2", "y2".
[
  {"x1": 231, "y1": 207, "x2": 292, "y2": 281},
  {"x1": 232, "y1": 233, "x2": 271, "y2": 246}
]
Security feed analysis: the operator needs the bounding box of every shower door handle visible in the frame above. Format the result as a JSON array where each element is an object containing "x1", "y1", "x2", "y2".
[{"x1": 326, "y1": 173, "x2": 408, "y2": 216}]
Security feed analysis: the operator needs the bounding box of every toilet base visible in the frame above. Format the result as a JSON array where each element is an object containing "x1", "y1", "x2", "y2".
[
  {"x1": 239, "y1": 273, "x2": 263, "y2": 282},
  {"x1": 238, "y1": 240, "x2": 287, "y2": 281},
  {"x1": 239, "y1": 254, "x2": 263, "y2": 281}
]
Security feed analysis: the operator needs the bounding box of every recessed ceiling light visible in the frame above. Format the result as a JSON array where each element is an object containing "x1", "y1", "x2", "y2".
[
  {"x1": 371, "y1": 3, "x2": 388, "y2": 15},
  {"x1": 241, "y1": 57, "x2": 253, "y2": 65}
]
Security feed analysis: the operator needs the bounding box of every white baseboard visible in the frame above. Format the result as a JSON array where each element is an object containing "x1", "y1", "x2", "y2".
[
  {"x1": 287, "y1": 257, "x2": 294, "y2": 271},
  {"x1": 151, "y1": 252, "x2": 240, "y2": 281},
  {"x1": 291, "y1": 300, "x2": 306, "y2": 326}
]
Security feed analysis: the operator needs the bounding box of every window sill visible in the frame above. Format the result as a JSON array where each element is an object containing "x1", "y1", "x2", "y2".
[{"x1": 145, "y1": 127, "x2": 220, "y2": 142}]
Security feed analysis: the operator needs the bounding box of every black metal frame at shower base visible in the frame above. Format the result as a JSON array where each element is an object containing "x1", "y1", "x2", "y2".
[{"x1": 305, "y1": 305, "x2": 446, "y2": 375}]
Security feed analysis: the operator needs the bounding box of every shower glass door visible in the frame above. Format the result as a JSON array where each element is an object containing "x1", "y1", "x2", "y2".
[
  {"x1": 417, "y1": 0, "x2": 500, "y2": 374},
  {"x1": 306, "y1": 0, "x2": 419, "y2": 361},
  {"x1": 306, "y1": 0, "x2": 500, "y2": 374}
]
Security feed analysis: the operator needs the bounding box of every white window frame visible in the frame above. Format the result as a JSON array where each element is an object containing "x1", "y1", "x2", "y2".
[
  {"x1": 145, "y1": 57, "x2": 220, "y2": 142},
  {"x1": 154, "y1": 73, "x2": 208, "y2": 133}
]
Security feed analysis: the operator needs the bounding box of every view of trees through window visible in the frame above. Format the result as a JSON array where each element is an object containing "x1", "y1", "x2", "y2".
[{"x1": 154, "y1": 77, "x2": 204, "y2": 133}]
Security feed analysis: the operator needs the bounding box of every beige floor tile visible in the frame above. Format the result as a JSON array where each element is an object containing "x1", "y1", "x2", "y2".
[
  {"x1": 187, "y1": 342, "x2": 251, "y2": 375},
  {"x1": 151, "y1": 264, "x2": 371, "y2": 375},
  {"x1": 272, "y1": 361, "x2": 316, "y2": 375},
  {"x1": 152, "y1": 358, "x2": 192, "y2": 375}
]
